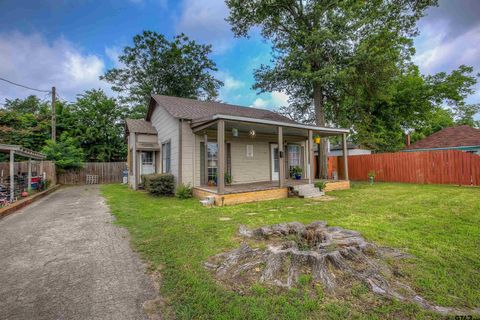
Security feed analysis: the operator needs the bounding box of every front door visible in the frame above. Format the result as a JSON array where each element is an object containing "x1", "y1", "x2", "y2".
[
  {"x1": 141, "y1": 151, "x2": 155, "y2": 176},
  {"x1": 271, "y1": 144, "x2": 279, "y2": 181}
]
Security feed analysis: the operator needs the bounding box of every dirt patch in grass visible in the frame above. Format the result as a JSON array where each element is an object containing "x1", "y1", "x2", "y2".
[
  {"x1": 143, "y1": 264, "x2": 174, "y2": 320},
  {"x1": 311, "y1": 195, "x2": 336, "y2": 202}
]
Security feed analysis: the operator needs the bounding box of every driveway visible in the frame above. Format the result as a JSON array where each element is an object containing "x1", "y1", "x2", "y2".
[{"x1": 0, "y1": 185, "x2": 158, "y2": 320}]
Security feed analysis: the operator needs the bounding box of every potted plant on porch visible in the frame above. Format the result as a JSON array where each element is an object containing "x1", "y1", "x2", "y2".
[
  {"x1": 291, "y1": 166, "x2": 303, "y2": 180},
  {"x1": 211, "y1": 172, "x2": 233, "y2": 186}
]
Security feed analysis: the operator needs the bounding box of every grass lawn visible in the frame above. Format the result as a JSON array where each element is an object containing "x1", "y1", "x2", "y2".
[{"x1": 101, "y1": 182, "x2": 480, "y2": 319}]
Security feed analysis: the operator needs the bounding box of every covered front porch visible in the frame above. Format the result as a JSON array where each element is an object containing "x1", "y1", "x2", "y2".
[{"x1": 191, "y1": 114, "x2": 350, "y2": 203}]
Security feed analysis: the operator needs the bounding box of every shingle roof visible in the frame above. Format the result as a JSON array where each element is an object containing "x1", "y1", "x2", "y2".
[
  {"x1": 125, "y1": 119, "x2": 157, "y2": 134},
  {"x1": 147, "y1": 94, "x2": 298, "y2": 124},
  {"x1": 405, "y1": 125, "x2": 480, "y2": 150}
]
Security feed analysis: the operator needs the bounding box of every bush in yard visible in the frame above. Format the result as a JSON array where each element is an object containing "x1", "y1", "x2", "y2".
[
  {"x1": 314, "y1": 181, "x2": 327, "y2": 191},
  {"x1": 143, "y1": 173, "x2": 175, "y2": 196},
  {"x1": 176, "y1": 183, "x2": 193, "y2": 199},
  {"x1": 42, "y1": 133, "x2": 84, "y2": 172}
]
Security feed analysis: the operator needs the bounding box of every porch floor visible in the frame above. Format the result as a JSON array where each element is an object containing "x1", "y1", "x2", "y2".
[{"x1": 195, "y1": 179, "x2": 348, "y2": 195}]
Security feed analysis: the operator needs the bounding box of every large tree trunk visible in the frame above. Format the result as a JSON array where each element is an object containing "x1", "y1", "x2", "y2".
[{"x1": 313, "y1": 84, "x2": 328, "y2": 179}]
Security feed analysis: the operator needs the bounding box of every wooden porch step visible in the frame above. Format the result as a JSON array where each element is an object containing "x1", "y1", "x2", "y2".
[{"x1": 292, "y1": 184, "x2": 324, "y2": 198}]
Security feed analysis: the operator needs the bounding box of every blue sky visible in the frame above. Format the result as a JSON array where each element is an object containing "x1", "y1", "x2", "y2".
[{"x1": 0, "y1": 0, "x2": 479, "y2": 117}]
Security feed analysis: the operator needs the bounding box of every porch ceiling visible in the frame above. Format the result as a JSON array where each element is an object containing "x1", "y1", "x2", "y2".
[
  {"x1": 194, "y1": 119, "x2": 344, "y2": 137},
  {"x1": 191, "y1": 115, "x2": 349, "y2": 137}
]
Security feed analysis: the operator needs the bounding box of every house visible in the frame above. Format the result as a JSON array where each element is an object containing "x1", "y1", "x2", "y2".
[
  {"x1": 328, "y1": 142, "x2": 371, "y2": 157},
  {"x1": 403, "y1": 125, "x2": 480, "y2": 155},
  {"x1": 125, "y1": 95, "x2": 351, "y2": 205}
]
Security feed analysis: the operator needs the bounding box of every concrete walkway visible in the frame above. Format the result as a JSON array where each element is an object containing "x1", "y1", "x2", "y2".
[{"x1": 0, "y1": 186, "x2": 157, "y2": 320}]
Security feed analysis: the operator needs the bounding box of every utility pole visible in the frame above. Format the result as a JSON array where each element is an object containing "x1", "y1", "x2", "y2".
[{"x1": 51, "y1": 86, "x2": 56, "y2": 142}]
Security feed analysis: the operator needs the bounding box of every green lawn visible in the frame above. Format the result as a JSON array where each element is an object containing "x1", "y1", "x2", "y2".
[{"x1": 101, "y1": 183, "x2": 480, "y2": 319}]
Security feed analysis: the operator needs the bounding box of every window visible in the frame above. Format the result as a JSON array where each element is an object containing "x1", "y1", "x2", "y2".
[
  {"x1": 288, "y1": 144, "x2": 301, "y2": 176},
  {"x1": 207, "y1": 142, "x2": 218, "y2": 182},
  {"x1": 162, "y1": 142, "x2": 171, "y2": 173},
  {"x1": 200, "y1": 142, "x2": 231, "y2": 185},
  {"x1": 141, "y1": 151, "x2": 153, "y2": 165}
]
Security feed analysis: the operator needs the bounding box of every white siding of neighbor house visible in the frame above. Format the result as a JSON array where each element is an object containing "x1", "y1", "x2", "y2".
[
  {"x1": 150, "y1": 103, "x2": 179, "y2": 182},
  {"x1": 328, "y1": 149, "x2": 371, "y2": 157}
]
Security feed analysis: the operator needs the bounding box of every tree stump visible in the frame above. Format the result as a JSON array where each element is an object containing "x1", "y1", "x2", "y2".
[{"x1": 205, "y1": 221, "x2": 480, "y2": 316}]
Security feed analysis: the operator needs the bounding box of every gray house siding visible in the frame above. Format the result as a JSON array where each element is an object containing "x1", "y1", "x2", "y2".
[
  {"x1": 181, "y1": 120, "x2": 196, "y2": 186},
  {"x1": 193, "y1": 132, "x2": 308, "y2": 186},
  {"x1": 150, "y1": 103, "x2": 180, "y2": 182}
]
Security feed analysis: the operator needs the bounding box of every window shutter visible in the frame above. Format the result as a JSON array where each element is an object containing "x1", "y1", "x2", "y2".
[
  {"x1": 285, "y1": 144, "x2": 289, "y2": 178},
  {"x1": 226, "y1": 143, "x2": 231, "y2": 175},
  {"x1": 301, "y1": 146, "x2": 305, "y2": 178},
  {"x1": 200, "y1": 142, "x2": 205, "y2": 184},
  {"x1": 167, "y1": 142, "x2": 171, "y2": 173}
]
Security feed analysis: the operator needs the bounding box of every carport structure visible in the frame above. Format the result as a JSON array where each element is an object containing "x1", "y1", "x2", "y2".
[{"x1": 0, "y1": 144, "x2": 46, "y2": 202}]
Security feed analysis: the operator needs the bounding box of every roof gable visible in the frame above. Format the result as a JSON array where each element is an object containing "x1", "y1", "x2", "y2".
[
  {"x1": 125, "y1": 119, "x2": 157, "y2": 134},
  {"x1": 146, "y1": 95, "x2": 298, "y2": 125},
  {"x1": 406, "y1": 125, "x2": 480, "y2": 150}
]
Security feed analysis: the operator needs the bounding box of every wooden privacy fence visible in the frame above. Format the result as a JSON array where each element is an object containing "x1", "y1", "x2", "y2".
[
  {"x1": 0, "y1": 160, "x2": 56, "y2": 185},
  {"x1": 329, "y1": 150, "x2": 480, "y2": 186},
  {"x1": 58, "y1": 162, "x2": 127, "y2": 185}
]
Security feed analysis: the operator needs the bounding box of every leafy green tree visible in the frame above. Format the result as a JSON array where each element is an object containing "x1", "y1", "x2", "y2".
[
  {"x1": 226, "y1": 0, "x2": 436, "y2": 177},
  {"x1": 42, "y1": 133, "x2": 84, "y2": 171},
  {"x1": 0, "y1": 96, "x2": 51, "y2": 153},
  {"x1": 348, "y1": 65, "x2": 478, "y2": 151},
  {"x1": 3, "y1": 95, "x2": 50, "y2": 114},
  {"x1": 66, "y1": 89, "x2": 128, "y2": 162},
  {"x1": 101, "y1": 31, "x2": 223, "y2": 111}
]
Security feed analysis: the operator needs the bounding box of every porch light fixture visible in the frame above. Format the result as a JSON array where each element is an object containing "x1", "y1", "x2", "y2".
[
  {"x1": 249, "y1": 129, "x2": 256, "y2": 138},
  {"x1": 313, "y1": 135, "x2": 321, "y2": 144},
  {"x1": 232, "y1": 128, "x2": 239, "y2": 137}
]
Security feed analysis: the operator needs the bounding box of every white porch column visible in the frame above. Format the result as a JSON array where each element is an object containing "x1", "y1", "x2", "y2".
[
  {"x1": 27, "y1": 158, "x2": 32, "y2": 192},
  {"x1": 9, "y1": 150, "x2": 14, "y2": 202},
  {"x1": 217, "y1": 120, "x2": 225, "y2": 194},
  {"x1": 308, "y1": 130, "x2": 315, "y2": 184},
  {"x1": 342, "y1": 133, "x2": 349, "y2": 180},
  {"x1": 278, "y1": 126, "x2": 285, "y2": 188}
]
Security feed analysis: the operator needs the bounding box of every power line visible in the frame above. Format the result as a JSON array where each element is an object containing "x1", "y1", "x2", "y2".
[{"x1": 0, "y1": 77, "x2": 51, "y2": 93}]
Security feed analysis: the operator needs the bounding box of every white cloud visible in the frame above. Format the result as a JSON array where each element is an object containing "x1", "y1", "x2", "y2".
[
  {"x1": 105, "y1": 46, "x2": 124, "y2": 68},
  {"x1": 175, "y1": 0, "x2": 233, "y2": 53},
  {"x1": 251, "y1": 97, "x2": 268, "y2": 109},
  {"x1": 215, "y1": 71, "x2": 245, "y2": 103},
  {"x1": 414, "y1": 18, "x2": 480, "y2": 117},
  {"x1": 250, "y1": 91, "x2": 289, "y2": 110},
  {"x1": 414, "y1": 23, "x2": 480, "y2": 75},
  {"x1": 0, "y1": 31, "x2": 110, "y2": 103}
]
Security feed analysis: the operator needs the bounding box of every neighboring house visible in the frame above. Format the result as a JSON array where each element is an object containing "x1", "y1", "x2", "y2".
[
  {"x1": 403, "y1": 125, "x2": 480, "y2": 155},
  {"x1": 328, "y1": 143, "x2": 371, "y2": 157},
  {"x1": 125, "y1": 95, "x2": 350, "y2": 204}
]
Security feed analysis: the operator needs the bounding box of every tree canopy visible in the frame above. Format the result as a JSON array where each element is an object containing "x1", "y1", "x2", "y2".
[
  {"x1": 0, "y1": 90, "x2": 129, "y2": 162},
  {"x1": 101, "y1": 31, "x2": 223, "y2": 112},
  {"x1": 42, "y1": 133, "x2": 84, "y2": 171},
  {"x1": 226, "y1": 0, "x2": 438, "y2": 175}
]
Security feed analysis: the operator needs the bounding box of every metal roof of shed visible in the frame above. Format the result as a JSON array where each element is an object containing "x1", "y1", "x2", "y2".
[{"x1": 0, "y1": 144, "x2": 46, "y2": 159}]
